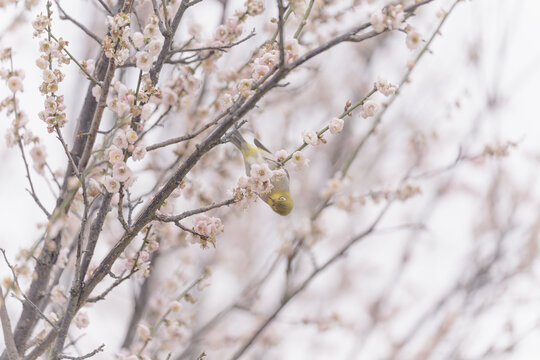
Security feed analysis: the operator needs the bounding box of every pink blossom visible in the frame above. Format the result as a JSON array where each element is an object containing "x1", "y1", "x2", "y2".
[
  {"x1": 132, "y1": 145, "x2": 146, "y2": 161},
  {"x1": 7, "y1": 76, "x2": 23, "y2": 92},
  {"x1": 112, "y1": 162, "x2": 132, "y2": 182},
  {"x1": 329, "y1": 117, "x2": 344, "y2": 134},
  {"x1": 135, "y1": 51, "x2": 153, "y2": 72},
  {"x1": 251, "y1": 64, "x2": 270, "y2": 81},
  {"x1": 103, "y1": 176, "x2": 120, "y2": 193},
  {"x1": 74, "y1": 311, "x2": 89, "y2": 329},
  {"x1": 302, "y1": 130, "x2": 319, "y2": 146},
  {"x1": 108, "y1": 145, "x2": 124, "y2": 164}
]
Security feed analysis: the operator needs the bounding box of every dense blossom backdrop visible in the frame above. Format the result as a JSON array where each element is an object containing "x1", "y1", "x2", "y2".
[{"x1": 1, "y1": 0, "x2": 540, "y2": 359}]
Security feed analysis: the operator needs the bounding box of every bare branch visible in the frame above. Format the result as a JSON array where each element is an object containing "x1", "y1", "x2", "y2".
[
  {"x1": 156, "y1": 198, "x2": 237, "y2": 222},
  {"x1": 146, "y1": 110, "x2": 228, "y2": 152},
  {"x1": 168, "y1": 29, "x2": 256, "y2": 55},
  {"x1": 94, "y1": 0, "x2": 113, "y2": 15},
  {"x1": 60, "y1": 344, "x2": 104, "y2": 359},
  {"x1": 54, "y1": 0, "x2": 102, "y2": 45},
  {"x1": 0, "y1": 286, "x2": 20, "y2": 360}
]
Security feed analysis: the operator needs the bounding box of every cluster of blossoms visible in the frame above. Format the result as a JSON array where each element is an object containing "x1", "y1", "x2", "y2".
[
  {"x1": 32, "y1": 12, "x2": 70, "y2": 132},
  {"x1": 101, "y1": 127, "x2": 146, "y2": 193},
  {"x1": 198, "y1": 0, "x2": 262, "y2": 75},
  {"x1": 244, "y1": 0, "x2": 264, "y2": 16},
  {"x1": 95, "y1": 74, "x2": 159, "y2": 127},
  {"x1": 375, "y1": 78, "x2": 398, "y2": 96},
  {"x1": 118, "y1": 269, "x2": 212, "y2": 358},
  {"x1": 482, "y1": 141, "x2": 517, "y2": 158},
  {"x1": 360, "y1": 100, "x2": 379, "y2": 119},
  {"x1": 127, "y1": 237, "x2": 160, "y2": 279},
  {"x1": 274, "y1": 149, "x2": 309, "y2": 169},
  {"x1": 371, "y1": 4, "x2": 405, "y2": 33},
  {"x1": 233, "y1": 162, "x2": 287, "y2": 202},
  {"x1": 405, "y1": 26, "x2": 422, "y2": 50},
  {"x1": 189, "y1": 215, "x2": 225, "y2": 248},
  {"x1": 29, "y1": 145, "x2": 47, "y2": 175},
  {"x1": 114, "y1": 234, "x2": 160, "y2": 280},
  {"x1": 334, "y1": 183, "x2": 422, "y2": 211},
  {"x1": 159, "y1": 66, "x2": 201, "y2": 110},
  {"x1": 237, "y1": 38, "x2": 299, "y2": 97},
  {"x1": 133, "y1": 15, "x2": 164, "y2": 72},
  {"x1": 0, "y1": 0, "x2": 38, "y2": 10},
  {"x1": 1, "y1": 49, "x2": 36, "y2": 148},
  {"x1": 321, "y1": 173, "x2": 345, "y2": 199},
  {"x1": 103, "y1": 12, "x2": 131, "y2": 65}
]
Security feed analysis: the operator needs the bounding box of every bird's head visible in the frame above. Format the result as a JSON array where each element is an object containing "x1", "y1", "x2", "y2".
[{"x1": 266, "y1": 190, "x2": 294, "y2": 216}]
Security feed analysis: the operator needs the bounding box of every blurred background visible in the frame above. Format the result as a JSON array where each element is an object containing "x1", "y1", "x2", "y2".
[{"x1": 2, "y1": 0, "x2": 540, "y2": 359}]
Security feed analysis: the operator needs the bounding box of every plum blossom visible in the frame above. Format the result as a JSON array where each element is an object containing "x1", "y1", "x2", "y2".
[
  {"x1": 103, "y1": 176, "x2": 120, "y2": 193},
  {"x1": 302, "y1": 130, "x2": 319, "y2": 146},
  {"x1": 360, "y1": 100, "x2": 379, "y2": 118},
  {"x1": 74, "y1": 311, "x2": 89, "y2": 329},
  {"x1": 145, "y1": 39, "x2": 163, "y2": 56},
  {"x1": 192, "y1": 215, "x2": 224, "y2": 240},
  {"x1": 112, "y1": 162, "x2": 132, "y2": 182},
  {"x1": 292, "y1": 151, "x2": 309, "y2": 168},
  {"x1": 125, "y1": 129, "x2": 138, "y2": 144},
  {"x1": 108, "y1": 145, "x2": 124, "y2": 163},
  {"x1": 329, "y1": 117, "x2": 344, "y2": 134},
  {"x1": 132, "y1": 145, "x2": 147, "y2": 161},
  {"x1": 250, "y1": 163, "x2": 273, "y2": 182},
  {"x1": 137, "y1": 324, "x2": 152, "y2": 341},
  {"x1": 406, "y1": 29, "x2": 421, "y2": 50},
  {"x1": 7, "y1": 76, "x2": 23, "y2": 92},
  {"x1": 112, "y1": 130, "x2": 128, "y2": 149},
  {"x1": 375, "y1": 78, "x2": 398, "y2": 96},
  {"x1": 237, "y1": 78, "x2": 253, "y2": 97},
  {"x1": 274, "y1": 149, "x2": 288, "y2": 162},
  {"x1": 30, "y1": 145, "x2": 47, "y2": 174},
  {"x1": 132, "y1": 31, "x2": 144, "y2": 48},
  {"x1": 141, "y1": 103, "x2": 154, "y2": 120},
  {"x1": 135, "y1": 51, "x2": 153, "y2": 72},
  {"x1": 251, "y1": 64, "x2": 270, "y2": 81},
  {"x1": 170, "y1": 300, "x2": 182, "y2": 312}
]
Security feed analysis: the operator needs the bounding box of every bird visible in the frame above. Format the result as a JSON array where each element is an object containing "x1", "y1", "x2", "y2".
[{"x1": 229, "y1": 130, "x2": 294, "y2": 216}]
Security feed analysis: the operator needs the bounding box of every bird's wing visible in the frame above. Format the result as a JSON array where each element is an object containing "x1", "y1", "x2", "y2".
[{"x1": 254, "y1": 138, "x2": 272, "y2": 154}]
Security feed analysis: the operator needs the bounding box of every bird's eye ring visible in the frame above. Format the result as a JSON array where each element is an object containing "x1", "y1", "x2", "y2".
[{"x1": 279, "y1": 196, "x2": 286, "y2": 201}]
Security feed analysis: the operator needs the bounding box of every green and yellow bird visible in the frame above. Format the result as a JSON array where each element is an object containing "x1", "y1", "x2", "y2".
[{"x1": 229, "y1": 130, "x2": 294, "y2": 216}]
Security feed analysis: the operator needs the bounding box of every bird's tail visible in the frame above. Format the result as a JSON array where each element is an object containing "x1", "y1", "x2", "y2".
[{"x1": 228, "y1": 129, "x2": 246, "y2": 150}]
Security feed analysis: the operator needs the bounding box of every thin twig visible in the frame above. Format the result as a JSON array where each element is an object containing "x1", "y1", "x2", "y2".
[
  {"x1": 94, "y1": 0, "x2": 113, "y2": 15},
  {"x1": 146, "y1": 110, "x2": 228, "y2": 151},
  {"x1": 156, "y1": 198, "x2": 237, "y2": 222},
  {"x1": 0, "y1": 286, "x2": 20, "y2": 360},
  {"x1": 293, "y1": 0, "x2": 315, "y2": 39},
  {"x1": 229, "y1": 203, "x2": 393, "y2": 360},
  {"x1": 54, "y1": 0, "x2": 102, "y2": 45},
  {"x1": 60, "y1": 344, "x2": 105, "y2": 359},
  {"x1": 168, "y1": 30, "x2": 256, "y2": 55},
  {"x1": 277, "y1": 0, "x2": 286, "y2": 67}
]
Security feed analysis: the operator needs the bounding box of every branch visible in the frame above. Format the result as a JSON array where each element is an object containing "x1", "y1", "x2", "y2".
[
  {"x1": 229, "y1": 203, "x2": 393, "y2": 360},
  {"x1": 156, "y1": 198, "x2": 237, "y2": 222},
  {"x1": 276, "y1": 0, "x2": 286, "y2": 67},
  {"x1": 54, "y1": 0, "x2": 102, "y2": 45},
  {"x1": 60, "y1": 344, "x2": 104, "y2": 360},
  {"x1": 279, "y1": 87, "x2": 377, "y2": 166},
  {"x1": 293, "y1": 0, "x2": 315, "y2": 39},
  {"x1": 145, "y1": 110, "x2": 228, "y2": 152},
  {"x1": 94, "y1": 0, "x2": 113, "y2": 15},
  {"x1": 151, "y1": 0, "x2": 168, "y2": 35},
  {"x1": 16, "y1": 139, "x2": 50, "y2": 218},
  {"x1": 168, "y1": 30, "x2": 256, "y2": 54},
  {"x1": 0, "y1": 287, "x2": 20, "y2": 360}
]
